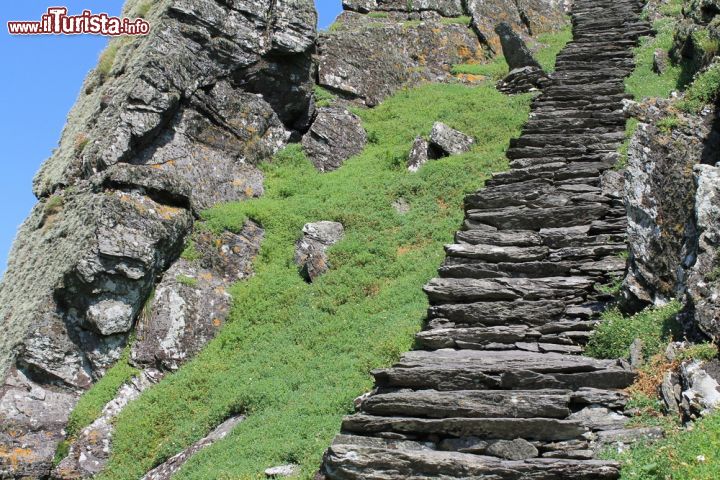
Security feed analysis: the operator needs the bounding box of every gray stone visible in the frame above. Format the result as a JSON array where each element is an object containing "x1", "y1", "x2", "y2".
[
  {"x1": 486, "y1": 438, "x2": 539, "y2": 460},
  {"x1": 661, "y1": 371, "x2": 682, "y2": 416},
  {"x1": 408, "y1": 136, "x2": 430, "y2": 172},
  {"x1": 429, "y1": 123, "x2": 474, "y2": 156},
  {"x1": 303, "y1": 107, "x2": 367, "y2": 172},
  {"x1": 392, "y1": 198, "x2": 411, "y2": 214},
  {"x1": 497, "y1": 66, "x2": 550, "y2": 94},
  {"x1": 680, "y1": 359, "x2": 720, "y2": 418},
  {"x1": 653, "y1": 49, "x2": 670, "y2": 74},
  {"x1": 265, "y1": 464, "x2": 300, "y2": 477},
  {"x1": 295, "y1": 222, "x2": 346, "y2": 281},
  {"x1": 629, "y1": 338, "x2": 644, "y2": 368},
  {"x1": 495, "y1": 22, "x2": 543, "y2": 71}
]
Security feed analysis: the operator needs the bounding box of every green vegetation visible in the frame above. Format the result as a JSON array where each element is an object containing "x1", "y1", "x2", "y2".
[
  {"x1": 180, "y1": 240, "x2": 202, "y2": 262},
  {"x1": 676, "y1": 342, "x2": 719, "y2": 362},
  {"x1": 87, "y1": 81, "x2": 531, "y2": 479},
  {"x1": 66, "y1": 347, "x2": 139, "y2": 439},
  {"x1": 367, "y1": 12, "x2": 388, "y2": 19},
  {"x1": 595, "y1": 276, "x2": 624, "y2": 296},
  {"x1": 656, "y1": 114, "x2": 682, "y2": 133},
  {"x1": 605, "y1": 412, "x2": 720, "y2": 479},
  {"x1": 586, "y1": 301, "x2": 683, "y2": 360},
  {"x1": 177, "y1": 275, "x2": 199, "y2": 287},
  {"x1": 678, "y1": 61, "x2": 720, "y2": 112},
  {"x1": 44, "y1": 195, "x2": 64, "y2": 215},
  {"x1": 133, "y1": 0, "x2": 154, "y2": 18},
  {"x1": 440, "y1": 16, "x2": 472, "y2": 26},
  {"x1": 313, "y1": 85, "x2": 338, "y2": 108}
]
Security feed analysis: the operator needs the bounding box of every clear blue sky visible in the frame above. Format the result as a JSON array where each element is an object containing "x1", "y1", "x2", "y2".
[{"x1": 0, "y1": 1, "x2": 343, "y2": 275}]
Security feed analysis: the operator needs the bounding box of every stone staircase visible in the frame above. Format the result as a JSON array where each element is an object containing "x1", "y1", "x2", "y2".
[{"x1": 319, "y1": 0, "x2": 651, "y2": 478}]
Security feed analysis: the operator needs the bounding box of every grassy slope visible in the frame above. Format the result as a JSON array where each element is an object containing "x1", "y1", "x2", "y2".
[
  {"x1": 66, "y1": 31, "x2": 569, "y2": 479},
  {"x1": 93, "y1": 82, "x2": 534, "y2": 479}
]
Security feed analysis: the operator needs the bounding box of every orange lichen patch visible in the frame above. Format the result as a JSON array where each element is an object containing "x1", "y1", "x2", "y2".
[
  {"x1": 214, "y1": 286, "x2": 226, "y2": 295},
  {"x1": 457, "y1": 45, "x2": 472, "y2": 59},
  {"x1": 455, "y1": 73, "x2": 486, "y2": 84},
  {"x1": 150, "y1": 164, "x2": 164, "y2": 170},
  {"x1": 244, "y1": 185, "x2": 255, "y2": 197},
  {"x1": 232, "y1": 178, "x2": 245, "y2": 187},
  {"x1": 200, "y1": 272, "x2": 214, "y2": 281},
  {"x1": 0, "y1": 446, "x2": 36, "y2": 469},
  {"x1": 155, "y1": 205, "x2": 182, "y2": 221},
  {"x1": 212, "y1": 318, "x2": 222, "y2": 327}
]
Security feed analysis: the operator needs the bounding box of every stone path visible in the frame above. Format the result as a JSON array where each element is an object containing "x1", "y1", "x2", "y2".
[{"x1": 319, "y1": 0, "x2": 651, "y2": 478}]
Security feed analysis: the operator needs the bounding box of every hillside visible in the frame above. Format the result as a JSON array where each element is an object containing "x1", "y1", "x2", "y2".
[{"x1": 1, "y1": 0, "x2": 720, "y2": 479}]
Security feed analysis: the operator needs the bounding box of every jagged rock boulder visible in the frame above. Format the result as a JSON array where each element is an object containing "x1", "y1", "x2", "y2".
[
  {"x1": 408, "y1": 137, "x2": 431, "y2": 172},
  {"x1": 495, "y1": 22, "x2": 543, "y2": 71},
  {"x1": 486, "y1": 438, "x2": 539, "y2": 460},
  {"x1": 295, "y1": 222, "x2": 345, "y2": 281},
  {"x1": 317, "y1": 12, "x2": 486, "y2": 106},
  {"x1": 345, "y1": 0, "x2": 465, "y2": 16},
  {"x1": 0, "y1": 1, "x2": 317, "y2": 477},
  {"x1": 687, "y1": 164, "x2": 720, "y2": 341},
  {"x1": 303, "y1": 107, "x2": 367, "y2": 172},
  {"x1": 429, "y1": 122, "x2": 475, "y2": 156}
]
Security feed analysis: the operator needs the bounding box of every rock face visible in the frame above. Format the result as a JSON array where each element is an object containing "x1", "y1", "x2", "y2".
[
  {"x1": 0, "y1": 0, "x2": 316, "y2": 477},
  {"x1": 680, "y1": 359, "x2": 720, "y2": 419},
  {"x1": 295, "y1": 222, "x2": 346, "y2": 282},
  {"x1": 319, "y1": 0, "x2": 651, "y2": 477},
  {"x1": 622, "y1": 101, "x2": 718, "y2": 311},
  {"x1": 408, "y1": 137, "x2": 431, "y2": 172},
  {"x1": 687, "y1": 164, "x2": 720, "y2": 341},
  {"x1": 317, "y1": 0, "x2": 565, "y2": 106},
  {"x1": 302, "y1": 107, "x2": 367, "y2": 172}
]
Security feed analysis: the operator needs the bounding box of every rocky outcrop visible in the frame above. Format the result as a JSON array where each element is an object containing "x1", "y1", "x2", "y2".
[
  {"x1": 0, "y1": 0, "x2": 317, "y2": 477},
  {"x1": 302, "y1": 107, "x2": 367, "y2": 172},
  {"x1": 687, "y1": 164, "x2": 720, "y2": 341},
  {"x1": 295, "y1": 222, "x2": 345, "y2": 282},
  {"x1": 317, "y1": 0, "x2": 566, "y2": 106},
  {"x1": 622, "y1": 101, "x2": 720, "y2": 316},
  {"x1": 319, "y1": 0, "x2": 651, "y2": 477},
  {"x1": 495, "y1": 22, "x2": 549, "y2": 94}
]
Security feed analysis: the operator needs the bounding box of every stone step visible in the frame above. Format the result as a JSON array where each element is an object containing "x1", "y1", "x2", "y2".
[
  {"x1": 341, "y1": 414, "x2": 588, "y2": 442},
  {"x1": 424, "y1": 276, "x2": 594, "y2": 304},
  {"x1": 415, "y1": 326, "x2": 590, "y2": 351},
  {"x1": 427, "y1": 299, "x2": 568, "y2": 326},
  {"x1": 322, "y1": 438, "x2": 622, "y2": 480},
  {"x1": 465, "y1": 204, "x2": 610, "y2": 231},
  {"x1": 372, "y1": 350, "x2": 636, "y2": 391},
  {"x1": 360, "y1": 389, "x2": 572, "y2": 419}
]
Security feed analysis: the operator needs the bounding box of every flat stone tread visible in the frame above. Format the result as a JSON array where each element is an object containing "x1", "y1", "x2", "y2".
[{"x1": 320, "y1": 0, "x2": 643, "y2": 476}]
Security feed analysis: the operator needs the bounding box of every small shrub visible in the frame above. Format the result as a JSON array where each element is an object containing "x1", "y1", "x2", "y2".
[
  {"x1": 586, "y1": 301, "x2": 683, "y2": 360},
  {"x1": 595, "y1": 276, "x2": 623, "y2": 295},
  {"x1": 676, "y1": 342, "x2": 719, "y2": 362},
  {"x1": 45, "y1": 194, "x2": 64, "y2": 215},
  {"x1": 73, "y1": 133, "x2": 90, "y2": 155},
  {"x1": 657, "y1": 115, "x2": 681, "y2": 133},
  {"x1": 97, "y1": 42, "x2": 121, "y2": 80}
]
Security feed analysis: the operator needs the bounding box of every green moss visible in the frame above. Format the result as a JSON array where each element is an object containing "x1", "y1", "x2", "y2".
[
  {"x1": 180, "y1": 240, "x2": 202, "y2": 262},
  {"x1": 92, "y1": 82, "x2": 533, "y2": 480},
  {"x1": 367, "y1": 12, "x2": 388, "y2": 19},
  {"x1": 440, "y1": 16, "x2": 472, "y2": 26},
  {"x1": 314, "y1": 85, "x2": 338, "y2": 108},
  {"x1": 177, "y1": 275, "x2": 199, "y2": 287},
  {"x1": 656, "y1": 115, "x2": 682, "y2": 133},
  {"x1": 66, "y1": 346, "x2": 139, "y2": 439},
  {"x1": 44, "y1": 195, "x2": 64, "y2": 215},
  {"x1": 676, "y1": 343, "x2": 719, "y2": 362},
  {"x1": 585, "y1": 301, "x2": 683, "y2": 360},
  {"x1": 53, "y1": 440, "x2": 70, "y2": 467}
]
